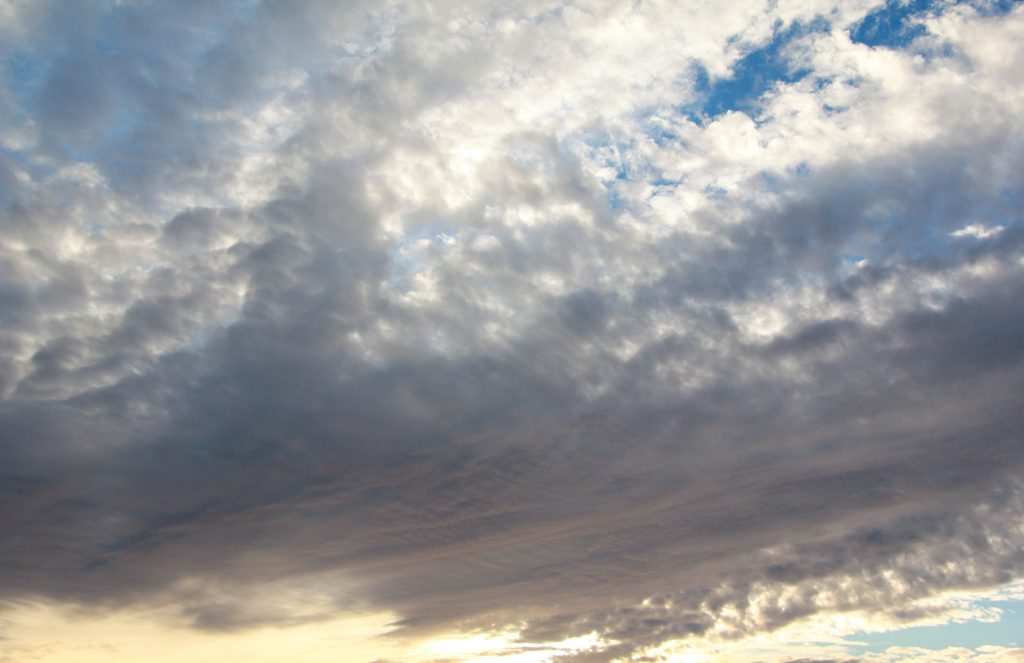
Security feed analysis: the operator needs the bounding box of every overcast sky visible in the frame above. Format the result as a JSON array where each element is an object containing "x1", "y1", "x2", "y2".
[{"x1": 1, "y1": 0, "x2": 1023, "y2": 661}]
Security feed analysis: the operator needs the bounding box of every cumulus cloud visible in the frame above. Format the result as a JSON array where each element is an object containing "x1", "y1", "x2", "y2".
[{"x1": 1, "y1": 0, "x2": 1023, "y2": 660}]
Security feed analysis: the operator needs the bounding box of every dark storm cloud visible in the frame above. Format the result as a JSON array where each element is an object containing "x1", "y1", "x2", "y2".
[{"x1": 1, "y1": 0, "x2": 1023, "y2": 660}]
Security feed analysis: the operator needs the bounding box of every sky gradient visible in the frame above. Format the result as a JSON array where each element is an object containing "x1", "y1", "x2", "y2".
[{"x1": 1, "y1": 0, "x2": 1023, "y2": 661}]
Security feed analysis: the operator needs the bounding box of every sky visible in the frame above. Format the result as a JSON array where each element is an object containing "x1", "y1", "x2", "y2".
[{"x1": 1, "y1": 0, "x2": 1023, "y2": 661}]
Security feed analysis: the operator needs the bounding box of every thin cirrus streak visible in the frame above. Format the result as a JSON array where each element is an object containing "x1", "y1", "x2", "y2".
[{"x1": 0, "y1": 0, "x2": 1023, "y2": 661}]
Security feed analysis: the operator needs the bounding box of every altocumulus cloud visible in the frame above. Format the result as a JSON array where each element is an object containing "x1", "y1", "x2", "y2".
[{"x1": 1, "y1": 0, "x2": 1024, "y2": 661}]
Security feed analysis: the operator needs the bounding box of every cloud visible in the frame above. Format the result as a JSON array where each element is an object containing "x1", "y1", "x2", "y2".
[{"x1": 1, "y1": 0, "x2": 1023, "y2": 660}]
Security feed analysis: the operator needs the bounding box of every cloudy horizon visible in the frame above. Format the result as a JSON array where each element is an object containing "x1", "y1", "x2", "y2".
[{"x1": 2, "y1": 0, "x2": 1023, "y2": 661}]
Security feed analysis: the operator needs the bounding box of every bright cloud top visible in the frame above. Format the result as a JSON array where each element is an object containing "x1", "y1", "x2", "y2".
[{"x1": 1, "y1": 0, "x2": 1023, "y2": 661}]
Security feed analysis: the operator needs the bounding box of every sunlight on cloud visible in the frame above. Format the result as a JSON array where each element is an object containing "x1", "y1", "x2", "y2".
[
  {"x1": 952, "y1": 223, "x2": 1005, "y2": 239},
  {"x1": 422, "y1": 629, "x2": 604, "y2": 662}
]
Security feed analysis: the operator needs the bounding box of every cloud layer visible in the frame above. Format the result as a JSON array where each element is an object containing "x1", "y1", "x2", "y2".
[{"x1": 2, "y1": 0, "x2": 1023, "y2": 659}]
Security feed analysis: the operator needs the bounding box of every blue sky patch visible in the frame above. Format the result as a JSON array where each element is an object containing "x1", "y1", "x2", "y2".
[
  {"x1": 974, "y1": 0, "x2": 1024, "y2": 15},
  {"x1": 686, "y1": 18, "x2": 826, "y2": 121},
  {"x1": 850, "y1": 0, "x2": 935, "y2": 48},
  {"x1": 3, "y1": 50, "x2": 54, "y2": 110},
  {"x1": 844, "y1": 598, "x2": 1024, "y2": 653},
  {"x1": 851, "y1": 0, "x2": 1024, "y2": 48}
]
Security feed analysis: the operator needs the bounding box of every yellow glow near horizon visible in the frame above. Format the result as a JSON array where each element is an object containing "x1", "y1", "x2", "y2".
[
  {"x1": 422, "y1": 629, "x2": 604, "y2": 662},
  {"x1": 0, "y1": 601, "x2": 405, "y2": 663},
  {"x1": 0, "y1": 601, "x2": 610, "y2": 663}
]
